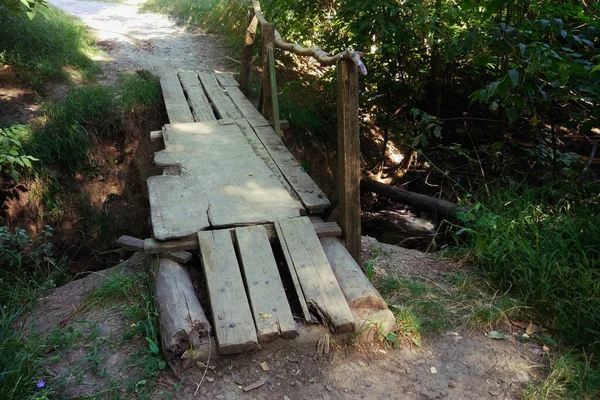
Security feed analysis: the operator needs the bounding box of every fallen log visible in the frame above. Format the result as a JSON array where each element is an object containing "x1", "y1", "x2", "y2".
[
  {"x1": 360, "y1": 178, "x2": 467, "y2": 219},
  {"x1": 154, "y1": 258, "x2": 211, "y2": 355}
]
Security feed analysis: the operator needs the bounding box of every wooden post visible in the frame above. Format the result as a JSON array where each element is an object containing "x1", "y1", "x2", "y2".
[
  {"x1": 337, "y1": 58, "x2": 361, "y2": 263},
  {"x1": 267, "y1": 46, "x2": 280, "y2": 135},
  {"x1": 260, "y1": 22, "x2": 275, "y2": 122},
  {"x1": 239, "y1": 8, "x2": 258, "y2": 91}
]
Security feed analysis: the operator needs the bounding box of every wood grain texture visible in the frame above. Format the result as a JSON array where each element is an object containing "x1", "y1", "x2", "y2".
[
  {"x1": 239, "y1": 10, "x2": 258, "y2": 90},
  {"x1": 276, "y1": 217, "x2": 355, "y2": 333},
  {"x1": 235, "y1": 226, "x2": 297, "y2": 341},
  {"x1": 198, "y1": 230, "x2": 259, "y2": 354},
  {"x1": 227, "y1": 87, "x2": 271, "y2": 127},
  {"x1": 260, "y1": 22, "x2": 275, "y2": 122},
  {"x1": 337, "y1": 59, "x2": 361, "y2": 262},
  {"x1": 178, "y1": 71, "x2": 216, "y2": 122},
  {"x1": 215, "y1": 72, "x2": 239, "y2": 87},
  {"x1": 253, "y1": 126, "x2": 331, "y2": 213},
  {"x1": 155, "y1": 258, "x2": 211, "y2": 354},
  {"x1": 320, "y1": 237, "x2": 387, "y2": 310},
  {"x1": 144, "y1": 236, "x2": 198, "y2": 254},
  {"x1": 160, "y1": 74, "x2": 194, "y2": 123},
  {"x1": 197, "y1": 72, "x2": 242, "y2": 120}
]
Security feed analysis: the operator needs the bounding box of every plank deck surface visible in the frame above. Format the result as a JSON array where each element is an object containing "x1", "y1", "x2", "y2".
[
  {"x1": 235, "y1": 226, "x2": 297, "y2": 342},
  {"x1": 215, "y1": 72, "x2": 239, "y2": 87},
  {"x1": 148, "y1": 122, "x2": 300, "y2": 239},
  {"x1": 227, "y1": 86, "x2": 271, "y2": 127},
  {"x1": 254, "y1": 126, "x2": 331, "y2": 213},
  {"x1": 198, "y1": 230, "x2": 258, "y2": 354},
  {"x1": 197, "y1": 72, "x2": 243, "y2": 120},
  {"x1": 160, "y1": 74, "x2": 194, "y2": 123},
  {"x1": 178, "y1": 71, "x2": 216, "y2": 122},
  {"x1": 276, "y1": 217, "x2": 355, "y2": 333}
]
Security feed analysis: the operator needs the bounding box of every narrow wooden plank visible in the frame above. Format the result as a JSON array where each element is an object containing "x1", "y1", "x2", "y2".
[
  {"x1": 197, "y1": 72, "x2": 242, "y2": 120},
  {"x1": 227, "y1": 86, "x2": 270, "y2": 127},
  {"x1": 150, "y1": 130, "x2": 163, "y2": 143},
  {"x1": 144, "y1": 236, "x2": 197, "y2": 254},
  {"x1": 215, "y1": 72, "x2": 239, "y2": 87},
  {"x1": 254, "y1": 125, "x2": 331, "y2": 213},
  {"x1": 337, "y1": 59, "x2": 362, "y2": 262},
  {"x1": 142, "y1": 221, "x2": 341, "y2": 254},
  {"x1": 198, "y1": 230, "x2": 259, "y2": 354},
  {"x1": 117, "y1": 235, "x2": 144, "y2": 251},
  {"x1": 235, "y1": 226, "x2": 297, "y2": 342},
  {"x1": 276, "y1": 217, "x2": 355, "y2": 333},
  {"x1": 178, "y1": 71, "x2": 216, "y2": 122},
  {"x1": 160, "y1": 74, "x2": 194, "y2": 123},
  {"x1": 260, "y1": 23, "x2": 275, "y2": 122},
  {"x1": 239, "y1": 9, "x2": 258, "y2": 90},
  {"x1": 275, "y1": 222, "x2": 314, "y2": 324}
]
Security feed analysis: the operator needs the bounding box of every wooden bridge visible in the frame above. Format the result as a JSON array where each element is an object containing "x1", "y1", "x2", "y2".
[{"x1": 118, "y1": 0, "x2": 395, "y2": 364}]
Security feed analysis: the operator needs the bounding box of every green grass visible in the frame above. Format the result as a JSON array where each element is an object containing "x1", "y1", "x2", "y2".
[
  {"x1": 21, "y1": 72, "x2": 161, "y2": 174},
  {"x1": 452, "y1": 180, "x2": 600, "y2": 397},
  {"x1": 378, "y1": 272, "x2": 525, "y2": 344},
  {"x1": 0, "y1": 6, "x2": 100, "y2": 89}
]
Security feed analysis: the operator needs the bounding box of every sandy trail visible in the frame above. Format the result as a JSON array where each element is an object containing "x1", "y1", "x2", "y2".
[{"x1": 48, "y1": 0, "x2": 231, "y2": 82}]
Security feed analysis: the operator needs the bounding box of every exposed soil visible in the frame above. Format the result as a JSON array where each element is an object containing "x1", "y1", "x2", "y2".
[{"x1": 12, "y1": 0, "x2": 548, "y2": 398}]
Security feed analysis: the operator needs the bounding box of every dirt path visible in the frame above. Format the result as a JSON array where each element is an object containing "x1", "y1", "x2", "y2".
[
  {"x1": 31, "y1": 1, "x2": 547, "y2": 399},
  {"x1": 48, "y1": 0, "x2": 233, "y2": 82}
]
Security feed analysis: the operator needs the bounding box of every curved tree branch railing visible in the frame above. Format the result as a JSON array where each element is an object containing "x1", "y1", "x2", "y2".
[{"x1": 238, "y1": 0, "x2": 366, "y2": 261}]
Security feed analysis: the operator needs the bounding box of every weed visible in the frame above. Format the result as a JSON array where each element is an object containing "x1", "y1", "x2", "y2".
[{"x1": 379, "y1": 273, "x2": 525, "y2": 340}]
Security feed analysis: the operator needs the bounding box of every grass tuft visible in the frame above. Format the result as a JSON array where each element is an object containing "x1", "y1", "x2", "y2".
[{"x1": 0, "y1": 6, "x2": 100, "y2": 89}]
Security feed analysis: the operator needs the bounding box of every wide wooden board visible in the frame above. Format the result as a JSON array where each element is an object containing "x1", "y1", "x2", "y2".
[
  {"x1": 235, "y1": 226, "x2": 297, "y2": 342},
  {"x1": 149, "y1": 122, "x2": 300, "y2": 238},
  {"x1": 197, "y1": 72, "x2": 242, "y2": 120},
  {"x1": 276, "y1": 217, "x2": 355, "y2": 333},
  {"x1": 178, "y1": 71, "x2": 216, "y2": 122},
  {"x1": 147, "y1": 175, "x2": 210, "y2": 240},
  {"x1": 198, "y1": 230, "x2": 258, "y2": 354},
  {"x1": 253, "y1": 126, "x2": 330, "y2": 213},
  {"x1": 160, "y1": 74, "x2": 194, "y2": 123}
]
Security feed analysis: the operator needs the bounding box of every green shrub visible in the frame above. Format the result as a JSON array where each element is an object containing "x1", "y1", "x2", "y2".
[{"x1": 0, "y1": 125, "x2": 38, "y2": 182}]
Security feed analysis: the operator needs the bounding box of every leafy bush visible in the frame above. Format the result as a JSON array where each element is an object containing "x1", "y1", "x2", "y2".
[{"x1": 0, "y1": 125, "x2": 37, "y2": 182}]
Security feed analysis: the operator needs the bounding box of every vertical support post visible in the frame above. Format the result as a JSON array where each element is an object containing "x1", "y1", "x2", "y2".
[
  {"x1": 260, "y1": 22, "x2": 275, "y2": 122},
  {"x1": 239, "y1": 8, "x2": 258, "y2": 92},
  {"x1": 337, "y1": 58, "x2": 361, "y2": 263},
  {"x1": 267, "y1": 46, "x2": 280, "y2": 135}
]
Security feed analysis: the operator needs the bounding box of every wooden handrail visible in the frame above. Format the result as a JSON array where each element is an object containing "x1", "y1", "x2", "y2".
[
  {"x1": 251, "y1": 0, "x2": 367, "y2": 75},
  {"x1": 239, "y1": 0, "x2": 364, "y2": 262}
]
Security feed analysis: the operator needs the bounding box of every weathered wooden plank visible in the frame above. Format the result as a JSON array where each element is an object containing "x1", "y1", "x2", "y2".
[
  {"x1": 160, "y1": 74, "x2": 194, "y2": 123},
  {"x1": 235, "y1": 226, "x2": 297, "y2": 342},
  {"x1": 274, "y1": 222, "x2": 314, "y2": 324},
  {"x1": 142, "y1": 221, "x2": 341, "y2": 254},
  {"x1": 253, "y1": 126, "x2": 331, "y2": 213},
  {"x1": 178, "y1": 71, "x2": 216, "y2": 122},
  {"x1": 144, "y1": 236, "x2": 197, "y2": 254},
  {"x1": 198, "y1": 230, "x2": 259, "y2": 354},
  {"x1": 276, "y1": 217, "x2": 355, "y2": 333},
  {"x1": 320, "y1": 237, "x2": 387, "y2": 310},
  {"x1": 227, "y1": 87, "x2": 271, "y2": 127},
  {"x1": 260, "y1": 22, "x2": 275, "y2": 122},
  {"x1": 155, "y1": 258, "x2": 211, "y2": 354},
  {"x1": 116, "y1": 235, "x2": 144, "y2": 252},
  {"x1": 150, "y1": 130, "x2": 163, "y2": 143},
  {"x1": 337, "y1": 59, "x2": 361, "y2": 262},
  {"x1": 239, "y1": 9, "x2": 258, "y2": 90},
  {"x1": 164, "y1": 251, "x2": 193, "y2": 264},
  {"x1": 147, "y1": 175, "x2": 210, "y2": 240},
  {"x1": 197, "y1": 72, "x2": 242, "y2": 120},
  {"x1": 215, "y1": 72, "x2": 239, "y2": 87}
]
